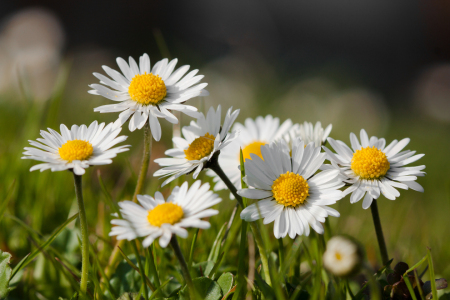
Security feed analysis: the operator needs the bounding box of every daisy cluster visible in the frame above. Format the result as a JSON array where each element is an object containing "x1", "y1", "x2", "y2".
[{"x1": 22, "y1": 53, "x2": 426, "y2": 281}]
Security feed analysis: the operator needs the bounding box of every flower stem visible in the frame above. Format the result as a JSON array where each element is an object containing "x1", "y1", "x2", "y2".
[
  {"x1": 209, "y1": 160, "x2": 272, "y2": 286},
  {"x1": 105, "y1": 122, "x2": 152, "y2": 278},
  {"x1": 370, "y1": 200, "x2": 389, "y2": 265},
  {"x1": 170, "y1": 236, "x2": 196, "y2": 298},
  {"x1": 278, "y1": 238, "x2": 284, "y2": 271},
  {"x1": 73, "y1": 173, "x2": 89, "y2": 298},
  {"x1": 131, "y1": 240, "x2": 149, "y2": 300}
]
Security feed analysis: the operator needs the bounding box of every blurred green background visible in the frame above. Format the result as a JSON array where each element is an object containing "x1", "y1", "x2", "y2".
[{"x1": 0, "y1": 1, "x2": 450, "y2": 298}]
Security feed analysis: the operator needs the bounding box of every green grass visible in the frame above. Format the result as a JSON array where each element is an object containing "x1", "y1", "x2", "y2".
[{"x1": 0, "y1": 64, "x2": 449, "y2": 299}]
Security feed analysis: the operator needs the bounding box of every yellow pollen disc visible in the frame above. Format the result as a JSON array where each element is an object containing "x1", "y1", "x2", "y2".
[
  {"x1": 272, "y1": 172, "x2": 310, "y2": 208},
  {"x1": 58, "y1": 140, "x2": 94, "y2": 162},
  {"x1": 147, "y1": 203, "x2": 184, "y2": 227},
  {"x1": 242, "y1": 141, "x2": 266, "y2": 161},
  {"x1": 184, "y1": 133, "x2": 215, "y2": 160},
  {"x1": 128, "y1": 72, "x2": 167, "y2": 105},
  {"x1": 351, "y1": 146, "x2": 390, "y2": 180},
  {"x1": 335, "y1": 252, "x2": 342, "y2": 261}
]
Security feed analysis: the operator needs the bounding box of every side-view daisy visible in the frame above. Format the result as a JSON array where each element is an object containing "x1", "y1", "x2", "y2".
[
  {"x1": 323, "y1": 129, "x2": 425, "y2": 209},
  {"x1": 285, "y1": 121, "x2": 332, "y2": 147},
  {"x1": 109, "y1": 181, "x2": 221, "y2": 248},
  {"x1": 238, "y1": 138, "x2": 344, "y2": 239},
  {"x1": 154, "y1": 105, "x2": 239, "y2": 186},
  {"x1": 207, "y1": 115, "x2": 293, "y2": 193},
  {"x1": 89, "y1": 53, "x2": 208, "y2": 140},
  {"x1": 22, "y1": 121, "x2": 129, "y2": 175}
]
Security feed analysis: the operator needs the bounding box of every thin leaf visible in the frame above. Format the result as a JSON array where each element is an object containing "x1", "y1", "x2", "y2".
[
  {"x1": 97, "y1": 171, "x2": 121, "y2": 216},
  {"x1": 145, "y1": 247, "x2": 160, "y2": 289},
  {"x1": 231, "y1": 149, "x2": 248, "y2": 300},
  {"x1": 117, "y1": 246, "x2": 156, "y2": 293},
  {"x1": 91, "y1": 250, "x2": 117, "y2": 299},
  {"x1": 0, "y1": 180, "x2": 16, "y2": 224},
  {"x1": 148, "y1": 277, "x2": 173, "y2": 300},
  {"x1": 414, "y1": 269, "x2": 425, "y2": 300},
  {"x1": 10, "y1": 213, "x2": 79, "y2": 280},
  {"x1": 427, "y1": 247, "x2": 438, "y2": 300},
  {"x1": 404, "y1": 255, "x2": 428, "y2": 275},
  {"x1": 403, "y1": 276, "x2": 418, "y2": 300},
  {"x1": 207, "y1": 251, "x2": 225, "y2": 279},
  {"x1": 207, "y1": 223, "x2": 227, "y2": 263},
  {"x1": 188, "y1": 228, "x2": 199, "y2": 269}
]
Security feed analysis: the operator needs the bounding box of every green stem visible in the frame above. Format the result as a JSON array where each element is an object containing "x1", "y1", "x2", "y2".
[
  {"x1": 73, "y1": 173, "x2": 89, "y2": 298},
  {"x1": 105, "y1": 122, "x2": 152, "y2": 278},
  {"x1": 170, "y1": 236, "x2": 196, "y2": 298},
  {"x1": 131, "y1": 241, "x2": 149, "y2": 300},
  {"x1": 278, "y1": 238, "x2": 284, "y2": 271},
  {"x1": 370, "y1": 200, "x2": 389, "y2": 265},
  {"x1": 209, "y1": 161, "x2": 272, "y2": 286}
]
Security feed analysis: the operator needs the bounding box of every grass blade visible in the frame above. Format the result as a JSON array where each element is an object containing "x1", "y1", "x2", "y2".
[
  {"x1": 97, "y1": 171, "x2": 120, "y2": 216},
  {"x1": 207, "y1": 251, "x2": 225, "y2": 279},
  {"x1": 232, "y1": 148, "x2": 248, "y2": 300},
  {"x1": 188, "y1": 228, "x2": 199, "y2": 268},
  {"x1": 148, "y1": 277, "x2": 173, "y2": 300},
  {"x1": 0, "y1": 180, "x2": 16, "y2": 224},
  {"x1": 10, "y1": 213, "x2": 78, "y2": 280},
  {"x1": 427, "y1": 247, "x2": 438, "y2": 300},
  {"x1": 403, "y1": 276, "x2": 418, "y2": 300},
  {"x1": 207, "y1": 222, "x2": 227, "y2": 262},
  {"x1": 117, "y1": 246, "x2": 156, "y2": 293}
]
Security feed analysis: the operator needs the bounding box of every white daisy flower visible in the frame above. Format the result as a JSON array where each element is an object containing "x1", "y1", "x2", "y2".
[
  {"x1": 153, "y1": 105, "x2": 239, "y2": 186},
  {"x1": 109, "y1": 180, "x2": 221, "y2": 248},
  {"x1": 206, "y1": 115, "x2": 292, "y2": 193},
  {"x1": 323, "y1": 129, "x2": 426, "y2": 209},
  {"x1": 89, "y1": 54, "x2": 208, "y2": 141},
  {"x1": 238, "y1": 138, "x2": 344, "y2": 239},
  {"x1": 323, "y1": 236, "x2": 362, "y2": 277},
  {"x1": 22, "y1": 121, "x2": 129, "y2": 175},
  {"x1": 285, "y1": 121, "x2": 332, "y2": 147}
]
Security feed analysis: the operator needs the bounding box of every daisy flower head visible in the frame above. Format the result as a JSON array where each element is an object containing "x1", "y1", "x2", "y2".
[
  {"x1": 285, "y1": 121, "x2": 332, "y2": 147},
  {"x1": 238, "y1": 138, "x2": 344, "y2": 239},
  {"x1": 323, "y1": 236, "x2": 363, "y2": 277},
  {"x1": 22, "y1": 121, "x2": 130, "y2": 175},
  {"x1": 89, "y1": 54, "x2": 208, "y2": 141},
  {"x1": 323, "y1": 129, "x2": 425, "y2": 209},
  {"x1": 207, "y1": 115, "x2": 293, "y2": 193},
  {"x1": 109, "y1": 180, "x2": 221, "y2": 248},
  {"x1": 154, "y1": 105, "x2": 240, "y2": 186}
]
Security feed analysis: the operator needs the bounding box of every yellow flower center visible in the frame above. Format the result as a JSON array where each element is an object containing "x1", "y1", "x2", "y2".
[
  {"x1": 242, "y1": 141, "x2": 266, "y2": 161},
  {"x1": 128, "y1": 72, "x2": 167, "y2": 105},
  {"x1": 272, "y1": 172, "x2": 309, "y2": 207},
  {"x1": 335, "y1": 252, "x2": 342, "y2": 261},
  {"x1": 351, "y1": 146, "x2": 390, "y2": 180},
  {"x1": 58, "y1": 140, "x2": 94, "y2": 162},
  {"x1": 147, "y1": 203, "x2": 184, "y2": 227},
  {"x1": 184, "y1": 133, "x2": 215, "y2": 161}
]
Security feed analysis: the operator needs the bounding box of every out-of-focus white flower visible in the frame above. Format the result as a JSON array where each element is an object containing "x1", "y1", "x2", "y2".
[
  {"x1": 284, "y1": 121, "x2": 332, "y2": 147},
  {"x1": 323, "y1": 236, "x2": 362, "y2": 277},
  {"x1": 207, "y1": 115, "x2": 292, "y2": 194},
  {"x1": 0, "y1": 8, "x2": 64, "y2": 100}
]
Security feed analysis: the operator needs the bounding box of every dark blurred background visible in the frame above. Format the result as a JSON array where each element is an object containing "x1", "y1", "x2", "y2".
[
  {"x1": 1, "y1": 0, "x2": 450, "y2": 105},
  {"x1": 1, "y1": 0, "x2": 450, "y2": 281}
]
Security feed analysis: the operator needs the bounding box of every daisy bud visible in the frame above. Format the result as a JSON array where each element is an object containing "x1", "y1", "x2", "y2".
[{"x1": 323, "y1": 236, "x2": 363, "y2": 277}]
